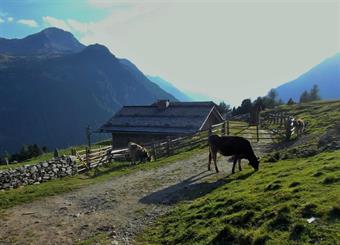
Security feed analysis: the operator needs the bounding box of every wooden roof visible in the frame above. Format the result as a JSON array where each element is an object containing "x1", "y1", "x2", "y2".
[{"x1": 99, "y1": 101, "x2": 224, "y2": 135}]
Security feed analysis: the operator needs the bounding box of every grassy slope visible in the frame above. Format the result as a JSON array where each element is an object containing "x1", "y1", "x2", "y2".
[
  {"x1": 264, "y1": 100, "x2": 340, "y2": 161},
  {"x1": 138, "y1": 100, "x2": 340, "y2": 244},
  {"x1": 0, "y1": 140, "x2": 112, "y2": 171},
  {"x1": 138, "y1": 151, "x2": 340, "y2": 244}
]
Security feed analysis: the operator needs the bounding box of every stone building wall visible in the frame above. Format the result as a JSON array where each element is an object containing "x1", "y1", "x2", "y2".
[{"x1": 0, "y1": 156, "x2": 77, "y2": 190}]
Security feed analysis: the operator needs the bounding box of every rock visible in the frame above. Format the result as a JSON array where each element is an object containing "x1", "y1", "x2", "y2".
[
  {"x1": 43, "y1": 176, "x2": 50, "y2": 181},
  {"x1": 97, "y1": 225, "x2": 114, "y2": 232},
  {"x1": 80, "y1": 224, "x2": 89, "y2": 230},
  {"x1": 59, "y1": 207, "x2": 68, "y2": 212},
  {"x1": 0, "y1": 156, "x2": 77, "y2": 190},
  {"x1": 72, "y1": 213, "x2": 81, "y2": 218},
  {"x1": 30, "y1": 166, "x2": 38, "y2": 174},
  {"x1": 3, "y1": 183, "x2": 11, "y2": 189}
]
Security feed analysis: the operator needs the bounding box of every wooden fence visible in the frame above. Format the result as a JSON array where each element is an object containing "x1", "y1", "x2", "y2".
[
  {"x1": 260, "y1": 111, "x2": 297, "y2": 140},
  {"x1": 74, "y1": 114, "x2": 301, "y2": 172},
  {"x1": 73, "y1": 120, "x2": 265, "y2": 171}
]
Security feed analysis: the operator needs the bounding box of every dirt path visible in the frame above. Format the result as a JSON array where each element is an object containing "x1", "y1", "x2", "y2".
[{"x1": 0, "y1": 139, "x2": 270, "y2": 245}]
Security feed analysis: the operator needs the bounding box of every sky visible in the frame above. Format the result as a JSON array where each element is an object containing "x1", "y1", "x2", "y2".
[{"x1": 0, "y1": 0, "x2": 339, "y2": 105}]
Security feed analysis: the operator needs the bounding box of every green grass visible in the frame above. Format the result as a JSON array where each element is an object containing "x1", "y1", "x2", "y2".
[
  {"x1": 138, "y1": 150, "x2": 340, "y2": 244},
  {"x1": 262, "y1": 100, "x2": 340, "y2": 161},
  {"x1": 0, "y1": 140, "x2": 111, "y2": 171},
  {"x1": 280, "y1": 100, "x2": 340, "y2": 135},
  {"x1": 0, "y1": 147, "x2": 206, "y2": 211},
  {"x1": 138, "y1": 101, "x2": 340, "y2": 244}
]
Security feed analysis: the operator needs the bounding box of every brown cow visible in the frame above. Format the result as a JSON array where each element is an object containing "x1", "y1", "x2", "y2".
[
  {"x1": 208, "y1": 135, "x2": 259, "y2": 173},
  {"x1": 128, "y1": 142, "x2": 151, "y2": 165},
  {"x1": 293, "y1": 119, "x2": 305, "y2": 137}
]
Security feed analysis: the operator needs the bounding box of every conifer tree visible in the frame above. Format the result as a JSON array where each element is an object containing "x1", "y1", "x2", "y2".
[
  {"x1": 299, "y1": 90, "x2": 310, "y2": 103},
  {"x1": 310, "y1": 84, "x2": 321, "y2": 101}
]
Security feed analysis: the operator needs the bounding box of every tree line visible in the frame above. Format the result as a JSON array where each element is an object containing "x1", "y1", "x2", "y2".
[
  {"x1": 0, "y1": 144, "x2": 48, "y2": 165},
  {"x1": 218, "y1": 84, "x2": 321, "y2": 117}
]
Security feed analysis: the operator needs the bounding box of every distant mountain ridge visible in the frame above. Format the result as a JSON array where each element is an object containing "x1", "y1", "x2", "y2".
[
  {"x1": 0, "y1": 28, "x2": 176, "y2": 154},
  {"x1": 275, "y1": 53, "x2": 340, "y2": 102},
  {"x1": 146, "y1": 76, "x2": 192, "y2": 101}
]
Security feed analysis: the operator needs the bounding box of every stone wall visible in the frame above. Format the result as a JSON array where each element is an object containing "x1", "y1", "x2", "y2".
[{"x1": 0, "y1": 156, "x2": 78, "y2": 190}]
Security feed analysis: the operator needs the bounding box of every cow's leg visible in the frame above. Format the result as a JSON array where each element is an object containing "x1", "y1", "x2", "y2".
[
  {"x1": 208, "y1": 150, "x2": 212, "y2": 171},
  {"x1": 238, "y1": 158, "x2": 242, "y2": 171},
  {"x1": 232, "y1": 157, "x2": 237, "y2": 174},
  {"x1": 213, "y1": 151, "x2": 219, "y2": 173}
]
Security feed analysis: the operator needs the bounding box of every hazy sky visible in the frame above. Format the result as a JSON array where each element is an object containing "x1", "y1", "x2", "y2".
[{"x1": 0, "y1": 0, "x2": 339, "y2": 105}]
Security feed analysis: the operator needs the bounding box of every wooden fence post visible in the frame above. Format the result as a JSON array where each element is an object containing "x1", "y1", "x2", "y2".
[
  {"x1": 85, "y1": 147, "x2": 90, "y2": 168},
  {"x1": 279, "y1": 113, "x2": 282, "y2": 126},
  {"x1": 256, "y1": 124, "x2": 259, "y2": 142},
  {"x1": 221, "y1": 121, "x2": 226, "y2": 136},
  {"x1": 70, "y1": 148, "x2": 76, "y2": 156},
  {"x1": 227, "y1": 120, "x2": 230, "y2": 135},
  {"x1": 86, "y1": 125, "x2": 92, "y2": 149},
  {"x1": 106, "y1": 149, "x2": 112, "y2": 165},
  {"x1": 152, "y1": 141, "x2": 157, "y2": 161},
  {"x1": 208, "y1": 125, "x2": 212, "y2": 138}
]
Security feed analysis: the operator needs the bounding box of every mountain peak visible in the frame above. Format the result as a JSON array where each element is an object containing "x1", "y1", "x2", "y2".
[
  {"x1": 0, "y1": 27, "x2": 85, "y2": 55},
  {"x1": 85, "y1": 43, "x2": 111, "y2": 52},
  {"x1": 41, "y1": 27, "x2": 66, "y2": 34},
  {"x1": 40, "y1": 27, "x2": 75, "y2": 40},
  {"x1": 275, "y1": 53, "x2": 340, "y2": 102}
]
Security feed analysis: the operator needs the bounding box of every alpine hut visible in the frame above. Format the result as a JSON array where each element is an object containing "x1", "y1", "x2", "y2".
[{"x1": 99, "y1": 100, "x2": 224, "y2": 148}]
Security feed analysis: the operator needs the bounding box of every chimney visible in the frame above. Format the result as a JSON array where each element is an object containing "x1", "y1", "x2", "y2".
[{"x1": 155, "y1": 100, "x2": 170, "y2": 110}]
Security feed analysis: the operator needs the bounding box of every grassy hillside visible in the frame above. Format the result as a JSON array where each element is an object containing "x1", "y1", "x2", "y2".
[
  {"x1": 277, "y1": 100, "x2": 340, "y2": 138},
  {"x1": 263, "y1": 100, "x2": 340, "y2": 161},
  {"x1": 138, "y1": 100, "x2": 340, "y2": 244},
  {"x1": 138, "y1": 151, "x2": 340, "y2": 244}
]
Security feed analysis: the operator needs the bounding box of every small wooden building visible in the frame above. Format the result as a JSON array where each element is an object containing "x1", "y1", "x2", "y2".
[{"x1": 99, "y1": 100, "x2": 224, "y2": 148}]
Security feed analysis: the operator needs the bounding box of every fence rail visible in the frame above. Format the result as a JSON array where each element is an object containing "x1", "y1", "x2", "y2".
[
  {"x1": 73, "y1": 119, "x2": 281, "y2": 171},
  {"x1": 260, "y1": 111, "x2": 298, "y2": 140},
  {"x1": 73, "y1": 110, "x2": 303, "y2": 172}
]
